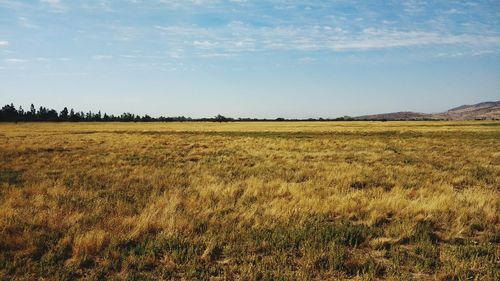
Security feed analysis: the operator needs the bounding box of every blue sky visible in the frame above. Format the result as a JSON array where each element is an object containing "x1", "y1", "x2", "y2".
[{"x1": 1, "y1": 0, "x2": 499, "y2": 118}]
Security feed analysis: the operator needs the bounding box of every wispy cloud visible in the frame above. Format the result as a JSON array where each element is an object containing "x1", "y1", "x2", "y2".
[
  {"x1": 5, "y1": 58, "x2": 27, "y2": 63},
  {"x1": 139, "y1": 0, "x2": 500, "y2": 60},
  {"x1": 39, "y1": 0, "x2": 61, "y2": 7},
  {"x1": 39, "y1": 0, "x2": 66, "y2": 12},
  {"x1": 193, "y1": 40, "x2": 218, "y2": 49},
  {"x1": 298, "y1": 57, "x2": 316, "y2": 63},
  {"x1": 196, "y1": 52, "x2": 234, "y2": 58},
  {"x1": 92, "y1": 55, "x2": 113, "y2": 60},
  {"x1": 1, "y1": 0, "x2": 499, "y2": 68},
  {"x1": 18, "y1": 17, "x2": 39, "y2": 29},
  {"x1": 154, "y1": 23, "x2": 500, "y2": 55}
]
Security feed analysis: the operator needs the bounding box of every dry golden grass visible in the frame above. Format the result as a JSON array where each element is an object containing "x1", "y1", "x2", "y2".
[{"x1": 0, "y1": 121, "x2": 498, "y2": 280}]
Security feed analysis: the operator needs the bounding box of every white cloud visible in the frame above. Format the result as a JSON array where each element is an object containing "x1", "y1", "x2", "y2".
[
  {"x1": 5, "y1": 58, "x2": 27, "y2": 63},
  {"x1": 18, "y1": 17, "x2": 38, "y2": 29},
  {"x1": 153, "y1": 23, "x2": 500, "y2": 55},
  {"x1": 159, "y1": 0, "x2": 218, "y2": 6},
  {"x1": 196, "y1": 52, "x2": 234, "y2": 58},
  {"x1": 324, "y1": 30, "x2": 500, "y2": 51},
  {"x1": 92, "y1": 55, "x2": 113, "y2": 60},
  {"x1": 40, "y1": 0, "x2": 61, "y2": 6},
  {"x1": 136, "y1": 2, "x2": 500, "y2": 59},
  {"x1": 3, "y1": 0, "x2": 497, "y2": 62},
  {"x1": 193, "y1": 40, "x2": 218, "y2": 49},
  {"x1": 298, "y1": 57, "x2": 316, "y2": 63},
  {"x1": 167, "y1": 49, "x2": 185, "y2": 59},
  {"x1": 39, "y1": 0, "x2": 65, "y2": 12},
  {"x1": 403, "y1": 0, "x2": 427, "y2": 13}
]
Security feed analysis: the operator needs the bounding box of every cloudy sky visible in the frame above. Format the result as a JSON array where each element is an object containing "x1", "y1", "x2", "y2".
[{"x1": 1, "y1": 0, "x2": 499, "y2": 118}]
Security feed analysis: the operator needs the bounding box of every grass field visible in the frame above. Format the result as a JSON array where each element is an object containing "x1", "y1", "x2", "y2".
[{"x1": 0, "y1": 121, "x2": 499, "y2": 280}]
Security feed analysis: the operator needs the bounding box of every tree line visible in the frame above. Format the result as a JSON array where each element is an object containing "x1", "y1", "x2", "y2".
[
  {"x1": 0, "y1": 103, "x2": 193, "y2": 122},
  {"x1": 0, "y1": 103, "x2": 356, "y2": 122}
]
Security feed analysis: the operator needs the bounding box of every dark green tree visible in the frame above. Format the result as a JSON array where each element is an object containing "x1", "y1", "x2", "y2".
[
  {"x1": 214, "y1": 114, "x2": 229, "y2": 122},
  {"x1": 60, "y1": 107, "x2": 69, "y2": 120}
]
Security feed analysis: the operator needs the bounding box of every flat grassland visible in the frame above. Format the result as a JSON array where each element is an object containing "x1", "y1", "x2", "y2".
[{"x1": 0, "y1": 122, "x2": 498, "y2": 280}]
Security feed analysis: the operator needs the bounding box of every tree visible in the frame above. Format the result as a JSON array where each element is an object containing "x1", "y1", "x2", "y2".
[
  {"x1": 69, "y1": 109, "x2": 76, "y2": 121},
  {"x1": 47, "y1": 109, "x2": 58, "y2": 121},
  {"x1": 38, "y1": 106, "x2": 47, "y2": 120},
  {"x1": 30, "y1": 104, "x2": 36, "y2": 116},
  {"x1": 214, "y1": 114, "x2": 230, "y2": 122},
  {"x1": 0, "y1": 104, "x2": 18, "y2": 121},
  {"x1": 60, "y1": 107, "x2": 69, "y2": 121}
]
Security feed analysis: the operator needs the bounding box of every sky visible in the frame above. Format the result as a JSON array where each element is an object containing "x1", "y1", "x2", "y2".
[{"x1": 1, "y1": 0, "x2": 500, "y2": 118}]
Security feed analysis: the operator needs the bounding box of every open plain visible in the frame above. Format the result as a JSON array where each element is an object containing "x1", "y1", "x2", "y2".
[{"x1": 0, "y1": 121, "x2": 498, "y2": 280}]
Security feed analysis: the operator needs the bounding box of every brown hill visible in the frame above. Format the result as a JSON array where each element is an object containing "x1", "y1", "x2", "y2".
[
  {"x1": 433, "y1": 101, "x2": 500, "y2": 120},
  {"x1": 355, "y1": 111, "x2": 431, "y2": 120},
  {"x1": 355, "y1": 101, "x2": 500, "y2": 120}
]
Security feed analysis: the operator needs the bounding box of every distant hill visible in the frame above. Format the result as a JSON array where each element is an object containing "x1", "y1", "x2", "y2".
[
  {"x1": 354, "y1": 111, "x2": 431, "y2": 121},
  {"x1": 355, "y1": 101, "x2": 500, "y2": 120},
  {"x1": 433, "y1": 101, "x2": 500, "y2": 120}
]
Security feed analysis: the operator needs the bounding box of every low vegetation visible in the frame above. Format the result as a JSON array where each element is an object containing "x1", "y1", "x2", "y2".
[{"x1": 0, "y1": 121, "x2": 498, "y2": 280}]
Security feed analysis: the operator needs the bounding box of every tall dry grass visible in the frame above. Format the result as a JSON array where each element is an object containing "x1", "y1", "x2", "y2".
[{"x1": 0, "y1": 121, "x2": 498, "y2": 280}]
